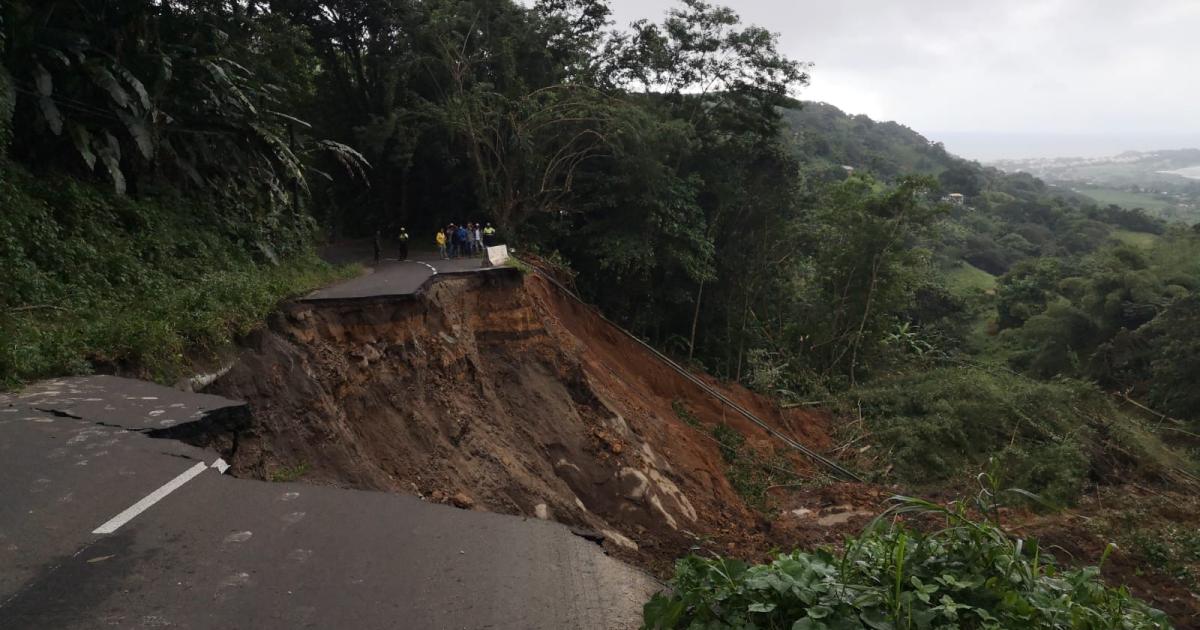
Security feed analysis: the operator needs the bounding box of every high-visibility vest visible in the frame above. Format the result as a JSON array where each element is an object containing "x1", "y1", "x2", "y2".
[
  {"x1": 399, "y1": 231, "x2": 409, "y2": 241},
  {"x1": 483, "y1": 226, "x2": 496, "y2": 235}
]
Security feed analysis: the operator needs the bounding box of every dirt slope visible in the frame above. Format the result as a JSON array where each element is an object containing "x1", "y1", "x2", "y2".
[{"x1": 202, "y1": 270, "x2": 855, "y2": 570}]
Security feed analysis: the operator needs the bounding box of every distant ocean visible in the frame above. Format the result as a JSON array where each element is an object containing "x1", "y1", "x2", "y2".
[
  {"x1": 1165, "y1": 166, "x2": 1200, "y2": 180},
  {"x1": 925, "y1": 131, "x2": 1200, "y2": 162}
]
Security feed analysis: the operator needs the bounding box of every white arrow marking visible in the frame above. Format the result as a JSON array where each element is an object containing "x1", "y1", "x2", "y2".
[{"x1": 92, "y1": 460, "x2": 213, "y2": 534}]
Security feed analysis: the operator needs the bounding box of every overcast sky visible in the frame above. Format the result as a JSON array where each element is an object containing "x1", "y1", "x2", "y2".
[{"x1": 604, "y1": 0, "x2": 1200, "y2": 159}]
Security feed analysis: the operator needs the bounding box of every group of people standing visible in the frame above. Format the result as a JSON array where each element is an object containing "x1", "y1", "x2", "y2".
[
  {"x1": 372, "y1": 222, "x2": 498, "y2": 263},
  {"x1": 436, "y1": 222, "x2": 495, "y2": 259}
]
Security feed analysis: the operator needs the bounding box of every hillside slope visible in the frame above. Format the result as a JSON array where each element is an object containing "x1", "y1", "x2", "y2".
[
  {"x1": 202, "y1": 271, "x2": 866, "y2": 573},
  {"x1": 782, "y1": 101, "x2": 963, "y2": 179}
]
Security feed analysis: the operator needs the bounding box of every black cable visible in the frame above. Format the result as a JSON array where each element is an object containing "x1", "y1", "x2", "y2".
[{"x1": 519, "y1": 256, "x2": 864, "y2": 482}]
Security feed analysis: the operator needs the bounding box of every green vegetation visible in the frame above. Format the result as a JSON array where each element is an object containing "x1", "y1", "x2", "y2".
[
  {"x1": 1129, "y1": 525, "x2": 1200, "y2": 590},
  {"x1": 1075, "y1": 186, "x2": 1174, "y2": 212},
  {"x1": 3, "y1": 0, "x2": 1197, "y2": 619},
  {"x1": 709, "y1": 423, "x2": 797, "y2": 511},
  {"x1": 942, "y1": 262, "x2": 996, "y2": 296},
  {"x1": 994, "y1": 231, "x2": 1200, "y2": 418},
  {"x1": 1110, "y1": 228, "x2": 1159, "y2": 249},
  {"x1": 992, "y1": 150, "x2": 1200, "y2": 224},
  {"x1": 781, "y1": 102, "x2": 961, "y2": 180},
  {"x1": 0, "y1": 162, "x2": 351, "y2": 387},
  {"x1": 672, "y1": 400, "x2": 703, "y2": 428},
  {"x1": 673, "y1": 401, "x2": 797, "y2": 510},
  {"x1": 849, "y1": 366, "x2": 1192, "y2": 504},
  {"x1": 645, "y1": 485, "x2": 1169, "y2": 629},
  {"x1": 269, "y1": 462, "x2": 311, "y2": 483}
]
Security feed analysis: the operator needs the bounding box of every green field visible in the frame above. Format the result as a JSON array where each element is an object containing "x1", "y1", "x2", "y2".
[
  {"x1": 1111, "y1": 229, "x2": 1161, "y2": 248},
  {"x1": 942, "y1": 261, "x2": 996, "y2": 295},
  {"x1": 1075, "y1": 186, "x2": 1173, "y2": 211}
]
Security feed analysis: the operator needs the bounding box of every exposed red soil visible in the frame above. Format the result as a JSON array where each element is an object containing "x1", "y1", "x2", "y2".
[
  {"x1": 205, "y1": 271, "x2": 867, "y2": 574},
  {"x1": 199, "y1": 269, "x2": 1200, "y2": 626}
]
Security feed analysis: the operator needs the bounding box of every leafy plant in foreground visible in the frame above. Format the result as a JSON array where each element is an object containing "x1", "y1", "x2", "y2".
[{"x1": 644, "y1": 478, "x2": 1170, "y2": 629}]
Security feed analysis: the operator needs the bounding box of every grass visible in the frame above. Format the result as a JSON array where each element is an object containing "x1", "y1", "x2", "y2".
[
  {"x1": 507, "y1": 256, "x2": 532, "y2": 274},
  {"x1": 671, "y1": 399, "x2": 702, "y2": 428},
  {"x1": 845, "y1": 365, "x2": 1195, "y2": 504},
  {"x1": 710, "y1": 422, "x2": 798, "y2": 511},
  {"x1": 0, "y1": 161, "x2": 355, "y2": 388},
  {"x1": 268, "y1": 462, "x2": 311, "y2": 482},
  {"x1": 673, "y1": 400, "x2": 797, "y2": 511},
  {"x1": 1111, "y1": 228, "x2": 1160, "y2": 249},
  {"x1": 941, "y1": 261, "x2": 996, "y2": 296},
  {"x1": 1074, "y1": 185, "x2": 1173, "y2": 212}
]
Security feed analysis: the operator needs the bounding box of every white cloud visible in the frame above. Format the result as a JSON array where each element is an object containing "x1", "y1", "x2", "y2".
[{"x1": 603, "y1": 0, "x2": 1200, "y2": 156}]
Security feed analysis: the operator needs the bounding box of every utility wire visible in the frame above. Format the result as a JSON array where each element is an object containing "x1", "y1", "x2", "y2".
[{"x1": 518, "y1": 256, "x2": 864, "y2": 482}]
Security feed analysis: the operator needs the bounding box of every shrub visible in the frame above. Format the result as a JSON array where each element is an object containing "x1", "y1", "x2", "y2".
[
  {"x1": 849, "y1": 366, "x2": 1103, "y2": 503},
  {"x1": 644, "y1": 488, "x2": 1171, "y2": 629},
  {"x1": 0, "y1": 162, "x2": 351, "y2": 387}
]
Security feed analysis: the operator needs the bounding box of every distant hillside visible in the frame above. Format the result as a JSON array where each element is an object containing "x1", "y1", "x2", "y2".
[
  {"x1": 779, "y1": 101, "x2": 1087, "y2": 205},
  {"x1": 992, "y1": 148, "x2": 1200, "y2": 186},
  {"x1": 778, "y1": 102, "x2": 1174, "y2": 275},
  {"x1": 990, "y1": 149, "x2": 1200, "y2": 223},
  {"x1": 780, "y1": 101, "x2": 965, "y2": 179}
]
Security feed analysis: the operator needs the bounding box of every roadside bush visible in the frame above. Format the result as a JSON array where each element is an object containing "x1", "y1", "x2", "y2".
[
  {"x1": 851, "y1": 367, "x2": 1101, "y2": 504},
  {"x1": 0, "y1": 162, "x2": 351, "y2": 387},
  {"x1": 644, "y1": 490, "x2": 1170, "y2": 629}
]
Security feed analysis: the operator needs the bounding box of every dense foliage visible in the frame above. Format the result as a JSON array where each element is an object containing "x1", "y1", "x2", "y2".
[
  {"x1": 0, "y1": 160, "x2": 350, "y2": 386},
  {"x1": 994, "y1": 229, "x2": 1200, "y2": 420},
  {"x1": 4, "y1": 0, "x2": 1197, "y2": 483},
  {"x1": 1, "y1": 0, "x2": 1195, "y2": 622},
  {"x1": 644, "y1": 491, "x2": 1171, "y2": 629}
]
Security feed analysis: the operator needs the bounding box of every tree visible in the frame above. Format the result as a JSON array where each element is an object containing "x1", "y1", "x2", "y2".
[
  {"x1": 1144, "y1": 294, "x2": 1200, "y2": 421},
  {"x1": 2, "y1": 0, "x2": 364, "y2": 215},
  {"x1": 607, "y1": 0, "x2": 808, "y2": 138},
  {"x1": 789, "y1": 175, "x2": 944, "y2": 382}
]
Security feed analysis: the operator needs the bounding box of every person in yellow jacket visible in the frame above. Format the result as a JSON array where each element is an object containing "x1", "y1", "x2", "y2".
[{"x1": 435, "y1": 229, "x2": 447, "y2": 259}]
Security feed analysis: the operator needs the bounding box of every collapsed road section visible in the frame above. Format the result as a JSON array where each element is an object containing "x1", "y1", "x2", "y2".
[
  {"x1": 201, "y1": 266, "x2": 849, "y2": 574},
  {"x1": 0, "y1": 376, "x2": 657, "y2": 629},
  {"x1": 1, "y1": 257, "x2": 853, "y2": 628}
]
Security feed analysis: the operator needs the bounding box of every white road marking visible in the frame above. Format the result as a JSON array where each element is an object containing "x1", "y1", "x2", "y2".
[
  {"x1": 408, "y1": 260, "x2": 438, "y2": 274},
  {"x1": 211, "y1": 458, "x2": 230, "y2": 474},
  {"x1": 92, "y1": 461, "x2": 210, "y2": 534}
]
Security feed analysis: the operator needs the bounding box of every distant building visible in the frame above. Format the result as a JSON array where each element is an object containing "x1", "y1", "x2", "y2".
[{"x1": 944, "y1": 193, "x2": 965, "y2": 206}]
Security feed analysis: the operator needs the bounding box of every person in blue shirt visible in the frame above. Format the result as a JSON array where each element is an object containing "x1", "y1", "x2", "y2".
[{"x1": 455, "y1": 224, "x2": 469, "y2": 258}]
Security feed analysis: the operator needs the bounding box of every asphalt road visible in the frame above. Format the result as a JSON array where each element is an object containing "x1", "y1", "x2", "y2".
[
  {"x1": 0, "y1": 377, "x2": 658, "y2": 629},
  {"x1": 304, "y1": 253, "x2": 502, "y2": 302}
]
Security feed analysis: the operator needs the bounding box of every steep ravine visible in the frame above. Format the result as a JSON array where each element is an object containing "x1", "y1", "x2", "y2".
[{"x1": 201, "y1": 270, "x2": 845, "y2": 570}]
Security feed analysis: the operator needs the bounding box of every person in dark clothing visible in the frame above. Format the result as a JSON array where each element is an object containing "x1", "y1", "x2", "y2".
[
  {"x1": 373, "y1": 229, "x2": 381, "y2": 263},
  {"x1": 446, "y1": 224, "x2": 459, "y2": 258},
  {"x1": 397, "y1": 227, "x2": 409, "y2": 260}
]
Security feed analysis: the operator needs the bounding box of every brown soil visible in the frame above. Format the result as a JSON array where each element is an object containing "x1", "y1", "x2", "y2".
[
  {"x1": 204, "y1": 271, "x2": 870, "y2": 574},
  {"x1": 1013, "y1": 485, "x2": 1200, "y2": 628},
  {"x1": 199, "y1": 269, "x2": 1200, "y2": 626}
]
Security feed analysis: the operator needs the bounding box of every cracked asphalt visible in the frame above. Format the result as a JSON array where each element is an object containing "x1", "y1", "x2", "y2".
[{"x1": 0, "y1": 376, "x2": 659, "y2": 629}]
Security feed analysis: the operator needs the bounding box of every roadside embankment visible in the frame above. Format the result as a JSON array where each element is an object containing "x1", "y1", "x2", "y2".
[{"x1": 201, "y1": 271, "x2": 862, "y2": 572}]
